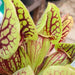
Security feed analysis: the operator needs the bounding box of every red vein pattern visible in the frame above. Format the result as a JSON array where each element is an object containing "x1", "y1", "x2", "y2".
[
  {"x1": 0, "y1": 9, "x2": 16, "y2": 49},
  {"x1": 47, "y1": 42, "x2": 55, "y2": 56},
  {"x1": 42, "y1": 51, "x2": 70, "y2": 70},
  {"x1": 0, "y1": 0, "x2": 20, "y2": 59},
  {"x1": 56, "y1": 43, "x2": 75, "y2": 61},
  {"x1": 0, "y1": 47, "x2": 27, "y2": 74},
  {"x1": 27, "y1": 36, "x2": 44, "y2": 64},
  {"x1": 47, "y1": 15, "x2": 73, "y2": 56},
  {"x1": 11, "y1": 0, "x2": 37, "y2": 41},
  {"x1": 0, "y1": 49, "x2": 21, "y2": 74},
  {"x1": 13, "y1": 66, "x2": 34, "y2": 75},
  {"x1": 60, "y1": 15, "x2": 73, "y2": 42},
  {"x1": 0, "y1": 67, "x2": 10, "y2": 75},
  {"x1": 41, "y1": 65, "x2": 75, "y2": 75},
  {"x1": 39, "y1": 6, "x2": 62, "y2": 43}
]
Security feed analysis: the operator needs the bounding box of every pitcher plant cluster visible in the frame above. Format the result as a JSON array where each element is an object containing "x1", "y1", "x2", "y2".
[{"x1": 0, "y1": 0, "x2": 75, "y2": 75}]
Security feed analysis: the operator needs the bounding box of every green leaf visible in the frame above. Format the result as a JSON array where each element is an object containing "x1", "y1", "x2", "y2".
[
  {"x1": 39, "y1": 65, "x2": 75, "y2": 75},
  {"x1": 11, "y1": 0, "x2": 38, "y2": 41},
  {"x1": 36, "y1": 3, "x2": 50, "y2": 33},
  {"x1": 0, "y1": 67, "x2": 11, "y2": 75},
  {"x1": 34, "y1": 37, "x2": 50, "y2": 70},
  {"x1": 27, "y1": 36, "x2": 50, "y2": 70},
  {"x1": 42, "y1": 51, "x2": 70, "y2": 71},
  {"x1": 55, "y1": 43, "x2": 75, "y2": 61},
  {"x1": 36, "y1": 2, "x2": 62, "y2": 44},
  {"x1": 60, "y1": 15, "x2": 73, "y2": 42},
  {"x1": 27, "y1": 36, "x2": 44, "y2": 65},
  {"x1": 0, "y1": 46, "x2": 31, "y2": 74},
  {"x1": 0, "y1": 0, "x2": 20, "y2": 59},
  {"x1": 46, "y1": 15, "x2": 73, "y2": 56},
  {"x1": 19, "y1": 46, "x2": 31, "y2": 68},
  {"x1": 13, "y1": 66, "x2": 34, "y2": 75}
]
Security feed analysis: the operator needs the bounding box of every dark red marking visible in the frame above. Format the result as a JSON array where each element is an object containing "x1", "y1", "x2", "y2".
[
  {"x1": 66, "y1": 45, "x2": 74, "y2": 52},
  {"x1": 43, "y1": 52, "x2": 58, "y2": 69},
  {"x1": 0, "y1": 8, "x2": 16, "y2": 53},
  {"x1": 44, "y1": 51, "x2": 70, "y2": 69},
  {"x1": 0, "y1": 43, "x2": 2, "y2": 49},
  {"x1": 0, "y1": 48, "x2": 22, "y2": 73},
  {"x1": 49, "y1": 8, "x2": 60, "y2": 35},
  {"x1": 62, "y1": 21, "x2": 71, "y2": 31},
  {"x1": 22, "y1": 71, "x2": 26, "y2": 75},
  {"x1": 14, "y1": 6, "x2": 35, "y2": 39}
]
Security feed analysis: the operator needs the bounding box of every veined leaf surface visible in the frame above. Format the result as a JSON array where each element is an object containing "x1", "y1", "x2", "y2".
[
  {"x1": 13, "y1": 66, "x2": 34, "y2": 75},
  {"x1": 0, "y1": 67, "x2": 10, "y2": 75},
  {"x1": 0, "y1": 47, "x2": 31, "y2": 74},
  {"x1": 37, "y1": 2, "x2": 62, "y2": 44},
  {"x1": 0, "y1": 0, "x2": 20, "y2": 59},
  {"x1": 11, "y1": 0, "x2": 38, "y2": 41},
  {"x1": 39, "y1": 65, "x2": 75, "y2": 75},
  {"x1": 47, "y1": 42, "x2": 55, "y2": 56},
  {"x1": 60, "y1": 15, "x2": 73, "y2": 42},
  {"x1": 42, "y1": 51, "x2": 70, "y2": 70},
  {"x1": 19, "y1": 46, "x2": 31, "y2": 68},
  {"x1": 55, "y1": 43, "x2": 75, "y2": 61},
  {"x1": 27, "y1": 36, "x2": 50, "y2": 70},
  {"x1": 27, "y1": 36, "x2": 44, "y2": 64},
  {"x1": 47, "y1": 15, "x2": 73, "y2": 56}
]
